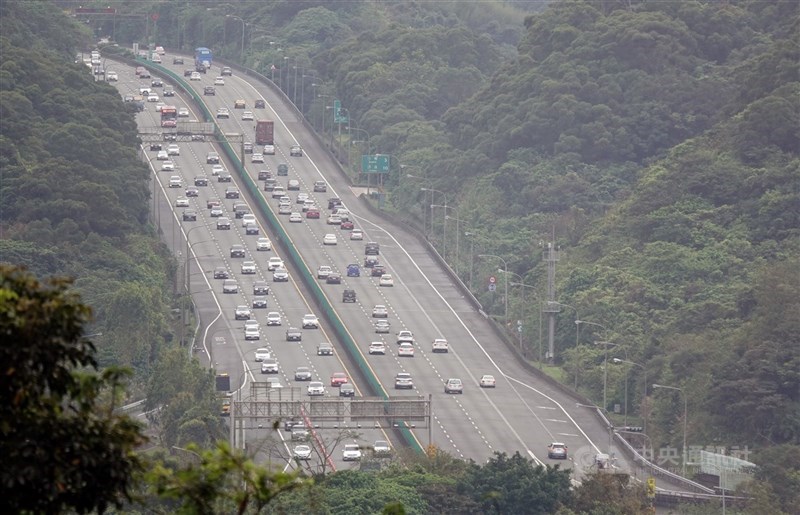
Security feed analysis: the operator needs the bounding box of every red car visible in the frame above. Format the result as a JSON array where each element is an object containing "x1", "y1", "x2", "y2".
[
  {"x1": 306, "y1": 208, "x2": 320, "y2": 219},
  {"x1": 330, "y1": 372, "x2": 348, "y2": 387},
  {"x1": 340, "y1": 220, "x2": 354, "y2": 230},
  {"x1": 371, "y1": 265, "x2": 386, "y2": 277}
]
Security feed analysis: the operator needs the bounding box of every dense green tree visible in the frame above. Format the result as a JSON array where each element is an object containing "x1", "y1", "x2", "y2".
[{"x1": 0, "y1": 265, "x2": 145, "y2": 513}]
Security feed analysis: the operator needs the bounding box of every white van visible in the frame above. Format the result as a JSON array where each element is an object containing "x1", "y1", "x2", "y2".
[{"x1": 151, "y1": 53, "x2": 161, "y2": 63}]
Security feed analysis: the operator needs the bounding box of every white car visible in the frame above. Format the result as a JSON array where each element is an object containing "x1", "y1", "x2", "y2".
[
  {"x1": 379, "y1": 274, "x2": 394, "y2": 287},
  {"x1": 242, "y1": 111, "x2": 254, "y2": 121},
  {"x1": 265, "y1": 377, "x2": 283, "y2": 389},
  {"x1": 106, "y1": 71, "x2": 118, "y2": 81},
  {"x1": 256, "y1": 237, "x2": 272, "y2": 251},
  {"x1": 156, "y1": 150, "x2": 169, "y2": 160},
  {"x1": 267, "y1": 257, "x2": 284, "y2": 271},
  {"x1": 289, "y1": 212, "x2": 302, "y2": 223},
  {"x1": 160, "y1": 160, "x2": 175, "y2": 171},
  {"x1": 302, "y1": 314, "x2": 319, "y2": 329},
  {"x1": 372, "y1": 305, "x2": 388, "y2": 318},
  {"x1": 214, "y1": 76, "x2": 225, "y2": 85},
  {"x1": 278, "y1": 203, "x2": 292, "y2": 215},
  {"x1": 244, "y1": 326, "x2": 260, "y2": 340},
  {"x1": 342, "y1": 444, "x2": 361, "y2": 461},
  {"x1": 323, "y1": 234, "x2": 337, "y2": 246},
  {"x1": 168, "y1": 176, "x2": 182, "y2": 188},
  {"x1": 263, "y1": 144, "x2": 275, "y2": 155},
  {"x1": 432, "y1": 339, "x2": 449, "y2": 353},
  {"x1": 251, "y1": 153, "x2": 264, "y2": 163},
  {"x1": 178, "y1": 107, "x2": 189, "y2": 117},
  {"x1": 190, "y1": 72, "x2": 201, "y2": 81},
  {"x1": 241, "y1": 261, "x2": 256, "y2": 274},
  {"x1": 266, "y1": 312, "x2": 282, "y2": 326},
  {"x1": 307, "y1": 381, "x2": 325, "y2": 396},
  {"x1": 254, "y1": 348, "x2": 271, "y2": 361},
  {"x1": 350, "y1": 229, "x2": 364, "y2": 240},
  {"x1": 397, "y1": 330, "x2": 414, "y2": 344},
  {"x1": 242, "y1": 213, "x2": 256, "y2": 227},
  {"x1": 326, "y1": 214, "x2": 341, "y2": 225},
  {"x1": 373, "y1": 440, "x2": 391, "y2": 454},
  {"x1": 155, "y1": 103, "x2": 165, "y2": 112},
  {"x1": 216, "y1": 107, "x2": 230, "y2": 118},
  {"x1": 293, "y1": 444, "x2": 312, "y2": 460},
  {"x1": 260, "y1": 358, "x2": 278, "y2": 374},
  {"x1": 167, "y1": 144, "x2": 180, "y2": 156},
  {"x1": 479, "y1": 375, "x2": 497, "y2": 388},
  {"x1": 368, "y1": 342, "x2": 386, "y2": 355},
  {"x1": 444, "y1": 378, "x2": 464, "y2": 394},
  {"x1": 175, "y1": 196, "x2": 189, "y2": 207},
  {"x1": 398, "y1": 342, "x2": 415, "y2": 357},
  {"x1": 296, "y1": 193, "x2": 309, "y2": 204},
  {"x1": 317, "y1": 265, "x2": 332, "y2": 279},
  {"x1": 211, "y1": 164, "x2": 225, "y2": 176},
  {"x1": 147, "y1": 93, "x2": 159, "y2": 102}
]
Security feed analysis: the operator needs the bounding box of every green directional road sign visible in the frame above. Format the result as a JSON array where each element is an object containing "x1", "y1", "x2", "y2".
[
  {"x1": 361, "y1": 154, "x2": 390, "y2": 173},
  {"x1": 333, "y1": 99, "x2": 348, "y2": 124}
]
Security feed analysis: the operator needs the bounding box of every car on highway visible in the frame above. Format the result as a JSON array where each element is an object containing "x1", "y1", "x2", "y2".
[
  {"x1": 168, "y1": 176, "x2": 182, "y2": 188},
  {"x1": 182, "y1": 209, "x2": 197, "y2": 221},
  {"x1": 398, "y1": 343, "x2": 415, "y2": 357},
  {"x1": 330, "y1": 372, "x2": 348, "y2": 387},
  {"x1": 373, "y1": 440, "x2": 391, "y2": 455},
  {"x1": 251, "y1": 153, "x2": 264, "y2": 163},
  {"x1": 302, "y1": 200, "x2": 316, "y2": 212},
  {"x1": 263, "y1": 144, "x2": 275, "y2": 155},
  {"x1": 368, "y1": 342, "x2": 386, "y2": 355},
  {"x1": 372, "y1": 305, "x2": 388, "y2": 318},
  {"x1": 479, "y1": 375, "x2": 496, "y2": 388},
  {"x1": 167, "y1": 144, "x2": 180, "y2": 156},
  {"x1": 379, "y1": 274, "x2": 394, "y2": 287},
  {"x1": 221, "y1": 66, "x2": 233, "y2": 76},
  {"x1": 253, "y1": 280, "x2": 269, "y2": 295},
  {"x1": 397, "y1": 330, "x2": 414, "y2": 344},
  {"x1": 350, "y1": 229, "x2": 364, "y2": 240},
  {"x1": 244, "y1": 325, "x2": 260, "y2": 341},
  {"x1": 277, "y1": 163, "x2": 289, "y2": 176},
  {"x1": 256, "y1": 237, "x2": 272, "y2": 251},
  {"x1": 185, "y1": 187, "x2": 199, "y2": 198},
  {"x1": 444, "y1": 378, "x2": 463, "y2": 394},
  {"x1": 306, "y1": 208, "x2": 320, "y2": 219},
  {"x1": 278, "y1": 203, "x2": 292, "y2": 215},
  {"x1": 203, "y1": 86, "x2": 215, "y2": 96},
  {"x1": 340, "y1": 220, "x2": 355, "y2": 230},
  {"x1": 266, "y1": 377, "x2": 284, "y2": 388},
  {"x1": 293, "y1": 444, "x2": 312, "y2": 460},
  {"x1": 317, "y1": 266, "x2": 332, "y2": 279},
  {"x1": 325, "y1": 273, "x2": 341, "y2": 285},
  {"x1": 302, "y1": 314, "x2": 319, "y2": 329},
  {"x1": 547, "y1": 442, "x2": 568, "y2": 460},
  {"x1": 289, "y1": 145, "x2": 303, "y2": 157},
  {"x1": 254, "y1": 348, "x2": 270, "y2": 362},
  {"x1": 156, "y1": 149, "x2": 168, "y2": 160},
  {"x1": 222, "y1": 279, "x2": 238, "y2": 293},
  {"x1": 178, "y1": 107, "x2": 189, "y2": 117},
  {"x1": 286, "y1": 327, "x2": 302, "y2": 341},
  {"x1": 252, "y1": 296, "x2": 268, "y2": 309},
  {"x1": 313, "y1": 180, "x2": 327, "y2": 192},
  {"x1": 213, "y1": 267, "x2": 229, "y2": 279},
  {"x1": 342, "y1": 444, "x2": 361, "y2": 461},
  {"x1": 216, "y1": 107, "x2": 230, "y2": 118},
  {"x1": 394, "y1": 373, "x2": 413, "y2": 389},
  {"x1": 207, "y1": 152, "x2": 220, "y2": 164},
  {"x1": 235, "y1": 305, "x2": 251, "y2": 320},
  {"x1": 245, "y1": 223, "x2": 259, "y2": 235},
  {"x1": 242, "y1": 111, "x2": 254, "y2": 121},
  {"x1": 175, "y1": 196, "x2": 189, "y2": 208},
  {"x1": 214, "y1": 76, "x2": 225, "y2": 85},
  {"x1": 339, "y1": 383, "x2": 355, "y2": 397},
  {"x1": 326, "y1": 214, "x2": 341, "y2": 225},
  {"x1": 161, "y1": 161, "x2": 175, "y2": 171},
  {"x1": 272, "y1": 268, "x2": 289, "y2": 282},
  {"x1": 190, "y1": 72, "x2": 201, "y2": 81},
  {"x1": 218, "y1": 172, "x2": 232, "y2": 183},
  {"x1": 289, "y1": 212, "x2": 303, "y2": 223},
  {"x1": 241, "y1": 260, "x2": 256, "y2": 274},
  {"x1": 267, "y1": 257, "x2": 284, "y2": 271},
  {"x1": 327, "y1": 197, "x2": 342, "y2": 210},
  {"x1": 210, "y1": 206, "x2": 224, "y2": 217},
  {"x1": 323, "y1": 233, "x2": 337, "y2": 246},
  {"x1": 432, "y1": 339, "x2": 449, "y2": 353},
  {"x1": 364, "y1": 256, "x2": 379, "y2": 268},
  {"x1": 291, "y1": 428, "x2": 308, "y2": 442},
  {"x1": 194, "y1": 175, "x2": 208, "y2": 186},
  {"x1": 254, "y1": 99, "x2": 266, "y2": 108},
  {"x1": 106, "y1": 70, "x2": 118, "y2": 81},
  {"x1": 287, "y1": 179, "x2": 300, "y2": 191},
  {"x1": 343, "y1": 289, "x2": 357, "y2": 303},
  {"x1": 230, "y1": 245, "x2": 245, "y2": 258},
  {"x1": 260, "y1": 358, "x2": 278, "y2": 373},
  {"x1": 307, "y1": 381, "x2": 324, "y2": 396},
  {"x1": 295, "y1": 194, "x2": 308, "y2": 205},
  {"x1": 266, "y1": 312, "x2": 282, "y2": 326},
  {"x1": 365, "y1": 242, "x2": 380, "y2": 255},
  {"x1": 234, "y1": 99, "x2": 246, "y2": 109},
  {"x1": 225, "y1": 187, "x2": 240, "y2": 199},
  {"x1": 294, "y1": 367, "x2": 312, "y2": 381},
  {"x1": 375, "y1": 320, "x2": 391, "y2": 333}
]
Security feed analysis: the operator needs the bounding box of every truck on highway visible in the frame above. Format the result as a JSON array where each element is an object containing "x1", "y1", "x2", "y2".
[
  {"x1": 255, "y1": 120, "x2": 274, "y2": 145},
  {"x1": 195, "y1": 47, "x2": 212, "y2": 73}
]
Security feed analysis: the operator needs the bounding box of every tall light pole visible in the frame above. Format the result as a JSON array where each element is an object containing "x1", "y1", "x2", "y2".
[
  {"x1": 421, "y1": 187, "x2": 446, "y2": 250},
  {"x1": 612, "y1": 357, "x2": 647, "y2": 433},
  {"x1": 225, "y1": 15, "x2": 245, "y2": 59},
  {"x1": 464, "y1": 231, "x2": 476, "y2": 290},
  {"x1": 653, "y1": 383, "x2": 688, "y2": 477},
  {"x1": 511, "y1": 282, "x2": 543, "y2": 364},
  {"x1": 182, "y1": 224, "x2": 212, "y2": 347},
  {"x1": 503, "y1": 273, "x2": 539, "y2": 355},
  {"x1": 300, "y1": 73, "x2": 318, "y2": 115},
  {"x1": 445, "y1": 213, "x2": 467, "y2": 276},
  {"x1": 575, "y1": 319, "x2": 607, "y2": 390},
  {"x1": 594, "y1": 340, "x2": 618, "y2": 411},
  {"x1": 479, "y1": 254, "x2": 508, "y2": 328}
]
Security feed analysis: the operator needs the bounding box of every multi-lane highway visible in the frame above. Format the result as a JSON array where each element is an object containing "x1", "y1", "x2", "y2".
[{"x1": 110, "y1": 52, "x2": 677, "y2": 484}]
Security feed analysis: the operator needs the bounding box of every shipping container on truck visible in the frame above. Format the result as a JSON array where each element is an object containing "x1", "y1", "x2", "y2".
[
  {"x1": 255, "y1": 120, "x2": 274, "y2": 145},
  {"x1": 195, "y1": 47, "x2": 212, "y2": 72}
]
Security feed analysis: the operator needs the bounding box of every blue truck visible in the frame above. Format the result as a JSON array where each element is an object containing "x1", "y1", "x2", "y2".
[{"x1": 195, "y1": 47, "x2": 212, "y2": 73}]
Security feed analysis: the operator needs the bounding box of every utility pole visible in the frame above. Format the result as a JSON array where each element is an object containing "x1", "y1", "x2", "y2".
[{"x1": 541, "y1": 235, "x2": 560, "y2": 362}]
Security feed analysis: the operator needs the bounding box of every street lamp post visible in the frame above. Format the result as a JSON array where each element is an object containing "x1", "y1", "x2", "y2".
[
  {"x1": 478, "y1": 254, "x2": 508, "y2": 328},
  {"x1": 612, "y1": 357, "x2": 647, "y2": 432},
  {"x1": 575, "y1": 319, "x2": 607, "y2": 390},
  {"x1": 421, "y1": 187, "x2": 446, "y2": 248},
  {"x1": 464, "y1": 231, "x2": 476, "y2": 290},
  {"x1": 182, "y1": 224, "x2": 212, "y2": 347},
  {"x1": 225, "y1": 15, "x2": 245, "y2": 59},
  {"x1": 300, "y1": 73, "x2": 318, "y2": 115},
  {"x1": 511, "y1": 283, "x2": 543, "y2": 364},
  {"x1": 594, "y1": 340, "x2": 618, "y2": 411},
  {"x1": 652, "y1": 383, "x2": 688, "y2": 477},
  {"x1": 445, "y1": 213, "x2": 467, "y2": 276}
]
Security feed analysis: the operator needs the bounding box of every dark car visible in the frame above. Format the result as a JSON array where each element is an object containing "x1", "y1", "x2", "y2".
[
  {"x1": 225, "y1": 187, "x2": 240, "y2": 199},
  {"x1": 346, "y1": 264, "x2": 360, "y2": 277},
  {"x1": 149, "y1": 143, "x2": 162, "y2": 151},
  {"x1": 371, "y1": 265, "x2": 386, "y2": 277},
  {"x1": 245, "y1": 224, "x2": 259, "y2": 235},
  {"x1": 173, "y1": 57, "x2": 184, "y2": 65},
  {"x1": 258, "y1": 170, "x2": 271, "y2": 180},
  {"x1": 252, "y1": 296, "x2": 268, "y2": 309},
  {"x1": 204, "y1": 86, "x2": 216, "y2": 96},
  {"x1": 230, "y1": 245, "x2": 245, "y2": 258},
  {"x1": 342, "y1": 289, "x2": 356, "y2": 303},
  {"x1": 253, "y1": 281, "x2": 269, "y2": 295},
  {"x1": 194, "y1": 176, "x2": 209, "y2": 186},
  {"x1": 326, "y1": 273, "x2": 342, "y2": 285},
  {"x1": 328, "y1": 197, "x2": 342, "y2": 210},
  {"x1": 151, "y1": 79, "x2": 163, "y2": 87},
  {"x1": 365, "y1": 242, "x2": 380, "y2": 255},
  {"x1": 184, "y1": 69, "x2": 194, "y2": 77},
  {"x1": 341, "y1": 220, "x2": 354, "y2": 230},
  {"x1": 213, "y1": 267, "x2": 229, "y2": 279},
  {"x1": 254, "y1": 99, "x2": 266, "y2": 108},
  {"x1": 286, "y1": 327, "x2": 302, "y2": 342},
  {"x1": 294, "y1": 367, "x2": 313, "y2": 381},
  {"x1": 182, "y1": 209, "x2": 197, "y2": 221},
  {"x1": 221, "y1": 66, "x2": 233, "y2": 76},
  {"x1": 277, "y1": 163, "x2": 289, "y2": 176},
  {"x1": 339, "y1": 383, "x2": 355, "y2": 397},
  {"x1": 364, "y1": 256, "x2": 379, "y2": 268},
  {"x1": 185, "y1": 187, "x2": 199, "y2": 197},
  {"x1": 218, "y1": 173, "x2": 232, "y2": 183}
]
